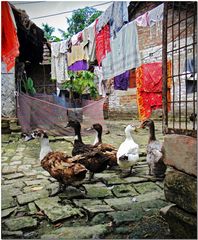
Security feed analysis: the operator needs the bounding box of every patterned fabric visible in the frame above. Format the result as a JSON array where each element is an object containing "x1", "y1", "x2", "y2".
[
  {"x1": 2, "y1": 2, "x2": 20, "y2": 72},
  {"x1": 95, "y1": 19, "x2": 111, "y2": 66},
  {"x1": 136, "y1": 61, "x2": 172, "y2": 121},
  {"x1": 96, "y1": 2, "x2": 128, "y2": 38},
  {"x1": 102, "y1": 21, "x2": 140, "y2": 79},
  {"x1": 68, "y1": 60, "x2": 88, "y2": 71}
]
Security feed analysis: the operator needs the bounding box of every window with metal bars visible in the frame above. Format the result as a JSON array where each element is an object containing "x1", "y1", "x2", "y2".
[{"x1": 162, "y1": 2, "x2": 197, "y2": 138}]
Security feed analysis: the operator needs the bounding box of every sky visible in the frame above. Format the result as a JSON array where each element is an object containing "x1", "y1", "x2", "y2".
[{"x1": 10, "y1": 1, "x2": 113, "y2": 37}]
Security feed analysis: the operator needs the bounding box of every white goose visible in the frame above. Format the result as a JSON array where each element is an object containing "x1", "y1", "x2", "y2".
[{"x1": 117, "y1": 124, "x2": 139, "y2": 177}]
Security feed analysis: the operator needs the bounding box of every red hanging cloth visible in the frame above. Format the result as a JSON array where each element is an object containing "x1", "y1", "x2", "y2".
[
  {"x1": 95, "y1": 18, "x2": 111, "y2": 66},
  {"x1": 136, "y1": 61, "x2": 172, "y2": 121},
  {"x1": 1, "y1": 2, "x2": 19, "y2": 72}
]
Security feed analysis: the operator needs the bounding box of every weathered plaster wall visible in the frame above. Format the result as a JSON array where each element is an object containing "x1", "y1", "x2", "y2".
[{"x1": 1, "y1": 62, "x2": 16, "y2": 117}]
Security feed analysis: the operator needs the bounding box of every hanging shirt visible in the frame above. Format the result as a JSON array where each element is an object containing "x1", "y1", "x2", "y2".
[
  {"x1": 96, "y1": 2, "x2": 128, "y2": 39},
  {"x1": 102, "y1": 21, "x2": 140, "y2": 79},
  {"x1": 2, "y1": 2, "x2": 20, "y2": 72},
  {"x1": 51, "y1": 40, "x2": 70, "y2": 85},
  {"x1": 114, "y1": 71, "x2": 130, "y2": 90},
  {"x1": 95, "y1": 19, "x2": 111, "y2": 66}
]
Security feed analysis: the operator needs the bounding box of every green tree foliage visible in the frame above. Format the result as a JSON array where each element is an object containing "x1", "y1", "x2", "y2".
[
  {"x1": 59, "y1": 7, "x2": 102, "y2": 38},
  {"x1": 42, "y1": 23, "x2": 61, "y2": 41}
]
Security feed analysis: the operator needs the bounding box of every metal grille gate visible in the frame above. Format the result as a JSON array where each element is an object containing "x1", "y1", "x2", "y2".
[{"x1": 162, "y1": 2, "x2": 197, "y2": 137}]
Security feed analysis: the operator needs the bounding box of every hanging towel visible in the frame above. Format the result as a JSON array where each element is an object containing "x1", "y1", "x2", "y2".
[
  {"x1": 95, "y1": 19, "x2": 111, "y2": 66},
  {"x1": 114, "y1": 71, "x2": 130, "y2": 90},
  {"x1": 136, "y1": 61, "x2": 172, "y2": 121},
  {"x1": 102, "y1": 21, "x2": 140, "y2": 79},
  {"x1": 51, "y1": 41, "x2": 70, "y2": 85},
  {"x1": 2, "y1": 2, "x2": 20, "y2": 72},
  {"x1": 96, "y1": 2, "x2": 128, "y2": 38}
]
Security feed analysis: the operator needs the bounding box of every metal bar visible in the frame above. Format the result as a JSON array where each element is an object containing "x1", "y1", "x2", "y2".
[
  {"x1": 167, "y1": 13, "x2": 195, "y2": 28},
  {"x1": 167, "y1": 100, "x2": 197, "y2": 103},
  {"x1": 171, "y1": 3, "x2": 175, "y2": 129},
  {"x1": 167, "y1": 42, "x2": 196, "y2": 54},
  {"x1": 166, "y1": 128, "x2": 197, "y2": 138},
  {"x1": 170, "y1": 72, "x2": 196, "y2": 78},
  {"x1": 185, "y1": 6, "x2": 188, "y2": 130},
  {"x1": 192, "y1": 3, "x2": 196, "y2": 130},
  {"x1": 162, "y1": 2, "x2": 168, "y2": 133},
  {"x1": 178, "y1": 2, "x2": 181, "y2": 128}
]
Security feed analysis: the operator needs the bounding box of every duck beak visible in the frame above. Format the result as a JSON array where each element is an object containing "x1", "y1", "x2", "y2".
[{"x1": 134, "y1": 126, "x2": 139, "y2": 132}]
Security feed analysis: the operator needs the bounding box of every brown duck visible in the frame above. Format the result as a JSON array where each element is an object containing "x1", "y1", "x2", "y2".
[{"x1": 23, "y1": 129, "x2": 87, "y2": 194}]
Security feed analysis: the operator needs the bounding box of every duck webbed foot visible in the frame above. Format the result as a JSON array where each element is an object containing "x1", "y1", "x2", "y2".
[
  {"x1": 50, "y1": 183, "x2": 67, "y2": 197},
  {"x1": 120, "y1": 166, "x2": 135, "y2": 178},
  {"x1": 88, "y1": 171, "x2": 95, "y2": 181}
]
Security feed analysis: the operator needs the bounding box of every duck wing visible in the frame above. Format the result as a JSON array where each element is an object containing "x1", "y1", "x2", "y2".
[
  {"x1": 147, "y1": 141, "x2": 163, "y2": 164},
  {"x1": 94, "y1": 143, "x2": 117, "y2": 167},
  {"x1": 72, "y1": 140, "x2": 94, "y2": 156},
  {"x1": 70, "y1": 150, "x2": 109, "y2": 173},
  {"x1": 41, "y1": 152, "x2": 87, "y2": 185}
]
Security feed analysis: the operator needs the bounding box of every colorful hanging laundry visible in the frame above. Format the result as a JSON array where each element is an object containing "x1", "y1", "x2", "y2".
[
  {"x1": 136, "y1": 61, "x2": 172, "y2": 121},
  {"x1": 68, "y1": 60, "x2": 88, "y2": 71},
  {"x1": 114, "y1": 70, "x2": 130, "y2": 90},
  {"x1": 96, "y1": 1, "x2": 128, "y2": 39},
  {"x1": 95, "y1": 19, "x2": 111, "y2": 66},
  {"x1": 1, "y1": 2, "x2": 20, "y2": 72},
  {"x1": 102, "y1": 21, "x2": 140, "y2": 79},
  {"x1": 67, "y1": 43, "x2": 88, "y2": 66}
]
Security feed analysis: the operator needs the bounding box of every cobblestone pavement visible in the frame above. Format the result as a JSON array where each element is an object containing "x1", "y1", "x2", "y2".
[{"x1": 1, "y1": 120, "x2": 172, "y2": 239}]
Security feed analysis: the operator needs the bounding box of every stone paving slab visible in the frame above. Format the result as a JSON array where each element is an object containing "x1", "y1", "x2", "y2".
[
  {"x1": 17, "y1": 190, "x2": 49, "y2": 205},
  {"x1": 2, "y1": 207, "x2": 17, "y2": 218},
  {"x1": 112, "y1": 184, "x2": 138, "y2": 197},
  {"x1": 35, "y1": 197, "x2": 82, "y2": 222},
  {"x1": 2, "y1": 195, "x2": 17, "y2": 210},
  {"x1": 41, "y1": 224, "x2": 109, "y2": 239},
  {"x1": 84, "y1": 183, "x2": 113, "y2": 198},
  {"x1": 4, "y1": 216, "x2": 37, "y2": 231}
]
